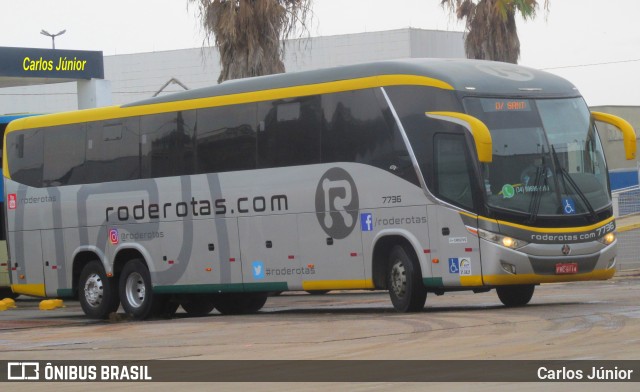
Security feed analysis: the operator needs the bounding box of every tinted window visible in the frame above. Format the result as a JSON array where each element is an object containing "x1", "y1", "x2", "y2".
[
  {"x1": 141, "y1": 111, "x2": 196, "y2": 178},
  {"x1": 196, "y1": 104, "x2": 257, "y2": 173},
  {"x1": 43, "y1": 124, "x2": 86, "y2": 186},
  {"x1": 86, "y1": 118, "x2": 140, "y2": 183},
  {"x1": 257, "y1": 96, "x2": 322, "y2": 168},
  {"x1": 7, "y1": 129, "x2": 44, "y2": 187},
  {"x1": 322, "y1": 88, "x2": 419, "y2": 185},
  {"x1": 434, "y1": 134, "x2": 475, "y2": 210},
  {"x1": 385, "y1": 86, "x2": 462, "y2": 189}
]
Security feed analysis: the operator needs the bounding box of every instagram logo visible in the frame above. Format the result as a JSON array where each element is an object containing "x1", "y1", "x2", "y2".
[{"x1": 109, "y1": 228, "x2": 119, "y2": 244}]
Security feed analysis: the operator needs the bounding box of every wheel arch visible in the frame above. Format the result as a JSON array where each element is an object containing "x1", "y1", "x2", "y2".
[
  {"x1": 71, "y1": 247, "x2": 107, "y2": 298},
  {"x1": 371, "y1": 229, "x2": 427, "y2": 289},
  {"x1": 112, "y1": 247, "x2": 150, "y2": 281}
]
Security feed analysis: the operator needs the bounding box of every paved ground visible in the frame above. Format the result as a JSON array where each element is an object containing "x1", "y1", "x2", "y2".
[{"x1": 1, "y1": 271, "x2": 640, "y2": 391}]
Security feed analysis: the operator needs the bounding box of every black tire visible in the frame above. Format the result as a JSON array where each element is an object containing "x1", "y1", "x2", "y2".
[
  {"x1": 78, "y1": 260, "x2": 119, "y2": 319},
  {"x1": 215, "y1": 293, "x2": 268, "y2": 315},
  {"x1": 153, "y1": 296, "x2": 180, "y2": 319},
  {"x1": 496, "y1": 285, "x2": 535, "y2": 307},
  {"x1": 0, "y1": 287, "x2": 19, "y2": 300},
  {"x1": 181, "y1": 295, "x2": 216, "y2": 317},
  {"x1": 243, "y1": 293, "x2": 268, "y2": 313},
  {"x1": 387, "y1": 245, "x2": 427, "y2": 312},
  {"x1": 119, "y1": 259, "x2": 160, "y2": 320}
]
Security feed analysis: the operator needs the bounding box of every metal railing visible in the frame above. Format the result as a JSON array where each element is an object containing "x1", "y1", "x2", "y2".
[{"x1": 613, "y1": 185, "x2": 640, "y2": 271}]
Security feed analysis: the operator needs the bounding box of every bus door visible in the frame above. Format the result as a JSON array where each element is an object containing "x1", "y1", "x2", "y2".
[
  {"x1": 426, "y1": 133, "x2": 482, "y2": 287},
  {"x1": 427, "y1": 206, "x2": 481, "y2": 287}
]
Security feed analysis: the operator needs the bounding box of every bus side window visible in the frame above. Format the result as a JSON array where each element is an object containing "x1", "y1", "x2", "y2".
[
  {"x1": 43, "y1": 124, "x2": 86, "y2": 186},
  {"x1": 321, "y1": 88, "x2": 420, "y2": 186},
  {"x1": 257, "y1": 96, "x2": 322, "y2": 169},
  {"x1": 140, "y1": 111, "x2": 196, "y2": 178},
  {"x1": 434, "y1": 134, "x2": 475, "y2": 210},
  {"x1": 86, "y1": 119, "x2": 140, "y2": 183},
  {"x1": 195, "y1": 103, "x2": 257, "y2": 174},
  {"x1": 7, "y1": 129, "x2": 44, "y2": 188}
]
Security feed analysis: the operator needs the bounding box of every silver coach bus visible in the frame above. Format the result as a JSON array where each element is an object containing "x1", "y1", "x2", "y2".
[{"x1": 4, "y1": 59, "x2": 636, "y2": 319}]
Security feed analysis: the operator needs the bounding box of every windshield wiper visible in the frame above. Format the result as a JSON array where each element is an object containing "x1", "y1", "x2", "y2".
[
  {"x1": 550, "y1": 145, "x2": 598, "y2": 221},
  {"x1": 526, "y1": 164, "x2": 546, "y2": 225},
  {"x1": 525, "y1": 146, "x2": 549, "y2": 225}
]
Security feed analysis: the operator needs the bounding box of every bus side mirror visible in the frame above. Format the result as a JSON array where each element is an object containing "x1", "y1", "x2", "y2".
[
  {"x1": 425, "y1": 111, "x2": 493, "y2": 163},
  {"x1": 592, "y1": 111, "x2": 637, "y2": 160}
]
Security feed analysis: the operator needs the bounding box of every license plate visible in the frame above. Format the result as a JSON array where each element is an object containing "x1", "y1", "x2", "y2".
[{"x1": 556, "y1": 262, "x2": 578, "y2": 274}]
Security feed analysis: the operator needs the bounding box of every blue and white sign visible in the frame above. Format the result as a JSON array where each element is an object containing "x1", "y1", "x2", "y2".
[
  {"x1": 448, "y1": 258, "x2": 459, "y2": 274},
  {"x1": 360, "y1": 213, "x2": 373, "y2": 232},
  {"x1": 252, "y1": 261, "x2": 265, "y2": 280},
  {"x1": 562, "y1": 197, "x2": 576, "y2": 215}
]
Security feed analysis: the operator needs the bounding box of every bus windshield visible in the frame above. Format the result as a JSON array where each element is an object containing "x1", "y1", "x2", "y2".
[{"x1": 464, "y1": 97, "x2": 610, "y2": 219}]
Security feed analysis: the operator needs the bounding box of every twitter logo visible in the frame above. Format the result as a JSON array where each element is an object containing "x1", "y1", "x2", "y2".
[{"x1": 252, "y1": 261, "x2": 265, "y2": 280}]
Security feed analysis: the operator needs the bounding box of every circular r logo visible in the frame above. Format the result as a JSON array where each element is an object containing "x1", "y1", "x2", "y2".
[{"x1": 315, "y1": 168, "x2": 359, "y2": 239}]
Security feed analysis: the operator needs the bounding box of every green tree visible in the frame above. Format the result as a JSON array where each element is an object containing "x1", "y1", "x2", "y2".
[
  {"x1": 190, "y1": 0, "x2": 312, "y2": 83},
  {"x1": 441, "y1": 0, "x2": 549, "y2": 63}
]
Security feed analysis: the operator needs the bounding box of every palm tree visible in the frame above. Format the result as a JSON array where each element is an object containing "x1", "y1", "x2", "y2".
[
  {"x1": 440, "y1": 0, "x2": 549, "y2": 64},
  {"x1": 189, "y1": 0, "x2": 312, "y2": 83}
]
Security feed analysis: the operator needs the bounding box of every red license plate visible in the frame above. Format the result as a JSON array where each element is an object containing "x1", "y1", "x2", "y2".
[{"x1": 556, "y1": 262, "x2": 578, "y2": 274}]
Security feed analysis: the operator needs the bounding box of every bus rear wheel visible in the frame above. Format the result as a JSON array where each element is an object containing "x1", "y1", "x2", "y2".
[
  {"x1": 0, "y1": 287, "x2": 18, "y2": 300},
  {"x1": 215, "y1": 293, "x2": 268, "y2": 315},
  {"x1": 387, "y1": 245, "x2": 427, "y2": 312},
  {"x1": 119, "y1": 259, "x2": 162, "y2": 320},
  {"x1": 181, "y1": 295, "x2": 216, "y2": 317},
  {"x1": 496, "y1": 285, "x2": 535, "y2": 307},
  {"x1": 78, "y1": 260, "x2": 119, "y2": 319}
]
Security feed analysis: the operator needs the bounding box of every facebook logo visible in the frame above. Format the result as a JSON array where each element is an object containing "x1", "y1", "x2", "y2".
[{"x1": 360, "y1": 213, "x2": 373, "y2": 231}]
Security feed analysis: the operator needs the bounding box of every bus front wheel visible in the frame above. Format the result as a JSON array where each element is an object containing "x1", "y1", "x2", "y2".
[
  {"x1": 387, "y1": 245, "x2": 427, "y2": 312},
  {"x1": 496, "y1": 285, "x2": 535, "y2": 307},
  {"x1": 119, "y1": 259, "x2": 161, "y2": 320},
  {"x1": 78, "y1": 260, "x2": 119, "y2": 319}
]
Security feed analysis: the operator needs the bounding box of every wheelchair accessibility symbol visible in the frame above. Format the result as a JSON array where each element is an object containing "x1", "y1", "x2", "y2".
[
  {"x1": 562, "y1": 197, "x2": 576, "y2": 215},
  {"x1": 448, "y1": 258, "x2": 459, "y2": 274}
]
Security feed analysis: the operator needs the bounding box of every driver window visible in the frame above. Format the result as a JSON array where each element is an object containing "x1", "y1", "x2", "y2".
[{"x1": 434, "y1": 134, "x2": 475, "y2": 210}]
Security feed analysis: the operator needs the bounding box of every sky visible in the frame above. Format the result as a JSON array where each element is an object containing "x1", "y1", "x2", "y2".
[{"x1": 1, "y1": 0, "x2": 640, "y2": 106}]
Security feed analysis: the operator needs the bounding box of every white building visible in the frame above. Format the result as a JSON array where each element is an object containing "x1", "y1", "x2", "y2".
[{"x1": 0, "y1": 28, "x2": 465, "y2": 114}]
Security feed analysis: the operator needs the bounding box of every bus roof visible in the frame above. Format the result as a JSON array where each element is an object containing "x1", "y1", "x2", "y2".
[
  {"x1": 5, "y1": 59, "x2": 581, "y2": 132},
  {"x1": 0, "y1": 113, "x2": 41, "y2": 124},
  {"x1": 127, "y1": 58, "x2": 580, "y2": 108}
]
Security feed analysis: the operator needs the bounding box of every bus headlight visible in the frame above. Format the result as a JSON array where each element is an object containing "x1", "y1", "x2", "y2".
[
  {"x1": 598, "y1": 232, "x2": 615, "y2": 245},
  {"x1": 478, "y1": 228, "x2": 528, "y2": 250}
]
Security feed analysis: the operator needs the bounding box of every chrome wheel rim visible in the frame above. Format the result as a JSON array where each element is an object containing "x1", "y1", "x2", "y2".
[
  {"x1": 125, "y1": 272, "x2": 145, "y2": 308},
  {"x1": 390, "y1": 261, "x2": 407, "y2": 298},
  {"x1": 83, "y1": 273, "x2": 103, "y2": 307}
]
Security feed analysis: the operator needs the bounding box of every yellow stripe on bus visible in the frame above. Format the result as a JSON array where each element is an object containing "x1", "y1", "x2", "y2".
[
  {"x1": 459, "y1": 212, "x2": 616, "y2": 235},
  {"x1": 3, "y1": 74, "x2": 452, "y2": 179},
  {"x1": 492, "y1": 216, "x2": 615, "y2": 234},
  {"x1": 4, "y1": 75, "x2": 452, "y2": 130},
  {"x1": 482, "y1": 268, "x2": 615, "y2": 286},
  {"x1": 302, "y1": 279, "x2": 375, "y2": 291},
  {"x1": 11, "y1": 283, "x2": 46, "y2": 297}
]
